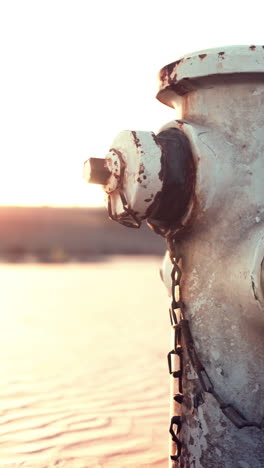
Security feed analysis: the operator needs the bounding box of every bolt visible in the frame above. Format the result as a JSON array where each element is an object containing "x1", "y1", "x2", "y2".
[{"x1": 83, "y1": 158, "x2": 111, "y2": 185}]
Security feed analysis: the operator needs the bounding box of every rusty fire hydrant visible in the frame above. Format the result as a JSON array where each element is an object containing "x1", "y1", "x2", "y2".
[{"x1": 84, "y1": 45, "x2": 264, "y2": 468}]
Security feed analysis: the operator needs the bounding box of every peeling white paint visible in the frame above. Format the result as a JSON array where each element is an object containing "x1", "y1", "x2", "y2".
[
  {"x1": 86, "y1": 44, "x2": 264, "y2": 468},
  {"x1": 159, "y1": 46, "x2": 264, "y2": 467}
]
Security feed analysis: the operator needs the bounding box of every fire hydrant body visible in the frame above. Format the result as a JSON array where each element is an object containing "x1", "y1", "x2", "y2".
[
  {"x1": 159, "y1": 46, "x2": 264, "y2": 468},
  {"x1": 84, "y1": 46, "x2": 264, "y2": 467}
]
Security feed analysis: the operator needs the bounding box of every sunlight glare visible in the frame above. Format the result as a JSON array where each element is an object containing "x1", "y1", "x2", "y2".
[{"x1": 0, "y1": 0, "x2": 262, "y2": 207}]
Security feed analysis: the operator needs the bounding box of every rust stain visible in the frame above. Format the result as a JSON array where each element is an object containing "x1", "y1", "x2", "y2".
[
  {"x1": 198, "y1": 53, "x2": 207, "y2": 60},
  {"x1": 138, "y1": 163, "x2": 145, "y2": 175},
  {"x1": 177, "y1": 121, "x2": 184, "y2": 129},
  {"x1": 131, "y1": 131, "x2": 141, "y2": 148},
  {"x1": 182, "y1": 94, "x2": 190, "y2": 120},
  {"x1": 145, "y1": 190, "x2": 162, "y2": 219},
  {"x1": 158, "y1": 68, "x2": 167, "y2": 86},
  {"x1": 152, "y1": 133, "x2": 158, "y2": 144},
  {"x1": 109, "y1": 147, "x2": 124, "y2": 163},
  {"x1": 175, "y1": 58, "x2": 184, "y2": 66},
  {"x1": 158, "y1": 61, "x2": 178, "y2": 87},
  {"x1": 250, "y1": 45, "x2": 256, "y2": 51},
  {"x1": 136, "y1": 177, "x2": 142, "y2": 183},
  {"x1": 152, "y1": 132, "x2": 163, "y2": 154}
]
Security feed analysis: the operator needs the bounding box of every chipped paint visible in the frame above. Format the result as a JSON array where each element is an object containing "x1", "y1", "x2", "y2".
[
  {"x1": 104, "y1": 149, "x2": 122, "y2": 194},
  {"x1": 99, "y1": 130, "x2": 164, "y2": 221},
  {"x1": 157, "y1": 45, "x2": 264, "y2": 106},
  {"x1": 159, "y1": 61, "x2": 178, "y2": 88},
  {"x1": 131, "y1": 130, "x2": 141, "y2": 148},
  {"x1": 84, "y1": 44, "x2": 264, "y2": 467},
  {"x1": 159, "y1": 50, "x2": 264, "y2": 465},
  {"x1": 138, "y1": 163, "x2": 145, "y2": 174}
]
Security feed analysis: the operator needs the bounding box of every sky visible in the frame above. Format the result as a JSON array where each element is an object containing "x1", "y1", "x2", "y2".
[{"x1": 0, "y1": 0, "x2": 263, "y2": 207}]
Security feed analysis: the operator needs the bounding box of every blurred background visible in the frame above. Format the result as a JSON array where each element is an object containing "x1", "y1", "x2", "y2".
[{"x1": 0, "y1": 0, "x2": 262, "y2": 466}]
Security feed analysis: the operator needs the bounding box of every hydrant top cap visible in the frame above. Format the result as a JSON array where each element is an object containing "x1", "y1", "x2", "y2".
[{"x1": 157, "y1": 45, "x2": 264, "y2": 106}]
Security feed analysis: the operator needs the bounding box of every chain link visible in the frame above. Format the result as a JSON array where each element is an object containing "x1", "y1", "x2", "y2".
[
  {"x1": 166, "y1": 236, "x2": 263, "y2": 465},
  {"x1": 166, "y1": 237, "x2": 184, "y2": 463},
  {"x1": 108, "y1": 192, "x2": 141, "y2": 228}
]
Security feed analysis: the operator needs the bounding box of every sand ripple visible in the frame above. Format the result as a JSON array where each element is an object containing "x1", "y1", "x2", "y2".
[{"x1": 0, "y1": 259, "x2": 169, "y2": 467}]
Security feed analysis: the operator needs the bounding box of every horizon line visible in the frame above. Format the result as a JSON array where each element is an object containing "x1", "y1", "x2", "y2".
[{"x1": 0, "y1": 204, "x2": 105, "y2": 209}]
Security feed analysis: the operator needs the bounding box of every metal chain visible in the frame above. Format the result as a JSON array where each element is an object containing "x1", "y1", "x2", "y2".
[
  {"x1": 166, "y1": 236, "x2": 184, "y2": 463},
  {"x1": 108, "y1": 192, "x2": 141, "y2": 228},
  {"x1": 166, "y1": 236, "x2": 263, "y2": 465}
]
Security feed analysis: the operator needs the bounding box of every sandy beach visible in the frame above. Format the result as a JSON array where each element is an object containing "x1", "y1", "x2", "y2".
[{"x1": 0, "y1": 257, "x2": 170, "y2": 467}]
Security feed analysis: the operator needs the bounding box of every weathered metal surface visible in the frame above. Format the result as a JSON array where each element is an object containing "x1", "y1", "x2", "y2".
[
  {"x1": 160, "y1": 46, "x2": 264, "y2": 467},
  {"x1": 84, "y1": 129, "x2": 194, "y2": 231},
  {"x1": 84, "y1": 44, "x2": 264, "y2": 467},
  {"x1": 84, "y1": 130, "x2": 163, "y2": 222},
  {"x1": 157, "y1": 45, "x2": 264, "y2": 107}
]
